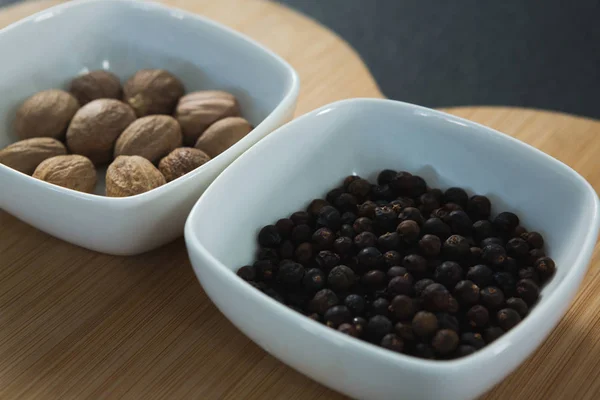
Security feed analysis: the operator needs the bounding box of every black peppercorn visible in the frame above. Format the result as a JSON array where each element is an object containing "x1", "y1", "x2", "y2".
[
  {"x1": 277, "y1": 261, "x2": 305, "y2": 285},
  {"x1": 483, "y1": 326, "x2": 505, "y2": 343},
  {"x1": 442, "y1": 235, "x2": 470, "y2": 261},
  {"x1": 468, "y1": 246, "x2": 483, "y2": 266},
  {"x1": 332, "y1": 237, "x2": 352, "y2": 256},
  {"x1": 472, "y1": 220, "x2": 495, "y2": 243},
  {"x1": 371, "y1": 297, "x2": 390, "y2": 317},
  {"x1": 516, "y1": 279, "x2": 540, "y2": 306},
  {"x1": 307, "y1": 199, "x2": 330, "y2": 217},
  {"x1": 497, "y1": 308, "x2": 522, "y2": 331},
  {"x1": 258, "y1": 225, "x2": 281, "y2": 247},
  {"x1": 436, "y1": 312, "x2": 460, "y2": 332},
  {"x1": 324, "y1": 305, "x2": 352, "y2": 328},
  {"x1": 317, "y1": 206, "x2": 341, "y2": 230},
  {"x1": 397, "y1": 207, "x2": 424, "y2": 226},
  {"x1": 389, "y1": 171, "x2": 413, "y2": 196},
  {"x1": 403, "y1": 254, "x2": 428, "y2": 275},
  {"x1": 338, "y1": 323, "x2": 359, "y2": 337},
  {"x1": 493, "y1": 211, "x2": 520, "y2": 234},
  {"x1": 357, "y1": 247, "x2": 384, "y2": 269},
  {"x1": 291, "y1": 211, "x2": 312, "y2": 226},
  {"x1": 396, "y1": 220, "x2": 421, "y2": 243},
  {"x1": 254, "y1": 259, "x2": 275, "y2": 281},
  {"x1": 357, "y1": 201, "x2": 377, "y2": 218},
  {"x1": 518, "y1": 267, "x2": 540, "y2": 284},
  {"x1": 380, "y1": 333, "x2": 404, "y2": 352},
  {"x1": 374, "y1": 206, "x2": 397, "y2": 231},
  {"x1": 395, "y1": 321, "x2": 415, "y2": 341},
  {"x1": 506, "y1": 297, "x2": 529, "y2": 317},
  {"x1": 388, "y1": 273, "x2": 414, "y2": 296},
  {"x1": 482, "y1": 244, "x2": 507, "y2": 266},
  {"x1": 370, "y1": 184, "x2": 393, "y2": 201},
  {"x1": 339, "y1": 224, "x2": 356, "y2": 238},
  {"x1": 448, "y1": 210, "x2": 473, "y2": 236},
  {"x1": 454, "y1": 280, "x2": 480, "y2": 305},
  {"x1": 413, "y1": 343, "x2": 435, "y2": 359},
  {"x1": 506, "y1": 237, "x2": 529, "y2": 259},
  {"x1": 257, "y1": 247, "x2": 280, "y2": 263},
  {"x1": 237, "y1": 265, "x2": 256, "y2": 281},
  {"x1": 344, "y1": 294, "x2": 366, "y2": 316},
  {"x1": 414, "y1": 278, "x2": 435, "y2": 297},
  {"x1": 340, "y1": 211, "x2": 357, "y2": 225},
  {"x1": 422, "y1": 217, "x2": 452, "y2": 240},
  {"x1": 366, "y1": 315, "x2": 393, "y2": 343},
  {"x1": 467, "y1": 195, "x2": 491, "y2": 221},
  {"x1": 524, "y1": 231, "x2": 544, "y2": 249},
  {"x1": 353, "y1": 217, "x2": 374, "y2": 234},
  {"x1": 348, "y1": 178, "x2": 372, "y2": 199},
  {"x1": 302, "y1": 268, "x2": 325, "y2": 292},
  {"x1": 312, "y1": 227, "x2": 335, "y2": 250},
  {"x1": 293, "y1": 242, "x2": 312, "y2": 265},
  {"x1": 275, "y1": 218, "x2": 295, "y2": 238},
  {"x1": 353, "y1": 316, "x2": 368, "y2": 335},
  {"x1": 328, "y1": 265, "x2": 355, "y2": 292},
  {"x1": 421, "y1": 283, "x2": 451, "y2": 312},
  {"x1": 466, "y1": 264, "x2": 494, "y2": 288},
  {"x1": 443, "y1": 187, "x2": 469, "y2": 209},
  {"x1": 315, "y1": 250, "x2": 341, "y2": 270},
  {"x1": 467, "y1": 304, "x2": 489, "y2": 328},
  {"x1": 528, "y1": 248, "x2": 547, "y2": 265},
  {"x1": 480, "y1": 286, "x2": 505, "y2": 310},
  {"x1": 362, "y1": 270, "x2": 387, "y2": 290},
  {"x1": 377, "y1": 232, "x2": 400, "y2": 251},
  {"x1": 418, "y1": 234, "x2": 441, "y2": 258},
  {"x1": 480, "y1": 237, "x2": 504, "y2": 248},
  {"x1": 278, "y1": 240, "x2": 295, "y2": 260},
  {"x1": 334, "y1": 192, "x2": 358, "y2": 213},
  {"x1": 447, "y1": 296, "x2": 459, "y2": 313},
  {"x1": 377, "y1": 169, "x2": 397, "y2": 186},
  {"x1": 412, "y1": 311, "x2": 439, "y2": 337},
  {"x1": 432, "y1": 329, "x2": 459, "y2": 355},
  {"x1": 309, "y1": 289, "x2": 339, "y2": 314},
  {"x1": 291, "y1": 224, "x2": 312, "y2": 245},
  {"x1": 354, "y1": 231, "x2": 378, "y2": 249},
  {"x1": 389, "y1": 295, "x2": 415, "y2": 320},
  {"x1": 534, "y1": 256, "x2": 556, "y2": 282},
  {"x1": 434, "y1": 261, "x2": 463, "y2": 288},
  {"x1": 501, "y1": 257, "x2": 519, "y2": 275},
  {"x1": 326, "y1": 187, "x2": 345, "y2": 204},
  {"x1": 461, "y1": 332, "x2": 485, "y2": 349},
  {"x1": 419, "y1": 191, "x2": 441, "y2": 216},
  {"x1": 493, "y1": 271, "x2": 517, "y2": 297},
  {"x1": 390, "y1": 197, "x2": 414, "y2": 213},
  {"x1": 383, "y1": 250, "x2": 403, "y2": 268}
]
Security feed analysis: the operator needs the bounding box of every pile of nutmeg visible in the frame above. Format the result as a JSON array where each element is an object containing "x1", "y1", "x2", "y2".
[{"x1": 0, "y1": 69, "x2": 252, "y2": 196}]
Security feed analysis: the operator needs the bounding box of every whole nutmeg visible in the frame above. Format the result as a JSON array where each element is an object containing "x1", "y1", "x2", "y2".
[
  {"x1": 106, "y1": 155, "x2": 166, "y2": 197},
  {"x1": 123, "y1": 69, "x2": 184, "y2": 117},
  {"x1": 158, "y1": 147, "x2": 211, "y2": 182},
  {"x1": 15, "y1": 89, "x2": 79, "y2": 140},
  {"x1": 175, "y1": 91, "x2": 240, "y2": 145},
  {"x1": 69, "y1": 70, "x2": 122, "y2": 105},
  {"x1": 32, "y1": 154, "x2": 96, "y2": 193},
  {"x1": 0, "y1": 137, "x2": 66, "y2": 175},
  {"x1": 195, "y1": 117, "x2": 252, "y2": 157},
  {"x1": 114, "y1": 115, "x2": 182, "y2": 163},
  {"x1": 66, "y1": 99, "x2": 136, "y2": 165}
]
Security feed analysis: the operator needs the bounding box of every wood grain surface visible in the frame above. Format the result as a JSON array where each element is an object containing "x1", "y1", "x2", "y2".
[{"x1": 1, "y1": 1, "x2": 599, "y2": 399}]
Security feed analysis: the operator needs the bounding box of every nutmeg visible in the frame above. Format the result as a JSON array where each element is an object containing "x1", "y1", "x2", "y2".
[
  {"x1": 32, "y1": 154, "x2": 96, "y2": 193},
  {"x1": 123, "y1": 69, "x2": 184, "y2": 117},
  {"x1": 195, "y1": 117, "x2": 253, "y2": 157},
  {"x1": 114, "y1": 115, "x2": 182, "y2": 163},
  {"x1": 106, "y1": 155, "x2": 166, "y2": 197},
  {"x1": 0, "y1": 137, "x2": 67, "y2": 175},
  {"x1": 66, "y1": 99, "x2": 136, "y2": 165},
  {"x1": 158, "y1": 147, "x2": 211, "y2": 182},
  {"x1": 14, "y1": 89, "x2": 80, "y2": 140},
  {"x1": 175, "y1": 90, "x2": 240, "y2": 145},
  {"x1": 69, "y1": 70, "x2": 122, "y2": 105}
]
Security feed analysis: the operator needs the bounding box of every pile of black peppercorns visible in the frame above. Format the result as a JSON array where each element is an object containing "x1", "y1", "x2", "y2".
[{"x1": 236, "y1": 169, "x2": 556, "y2": 360}]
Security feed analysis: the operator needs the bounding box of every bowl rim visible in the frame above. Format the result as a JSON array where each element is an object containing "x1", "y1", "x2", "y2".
[
  {"x1": 0, "y1": 0, "x2": 300, "y2": 205},
  {"x1": 185, "y1": 97, "x2": 600, "y2": 371}
]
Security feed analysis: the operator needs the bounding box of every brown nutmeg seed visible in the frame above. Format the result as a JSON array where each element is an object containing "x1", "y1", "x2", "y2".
[
  {"x1": 15, "y1": 89, "x2": 80, "y2": 140},
  {"x1": 175, "y1": 90, "x2": 240, "y2": 145},
  {"x1": 158, "y1": 147, "x2": 211, "y2": 182},
  {"x1": 114, "y1": 115, "x2": 182, "y2": 164},
  {"x1": 123, "y1": 69, "x2": 184, "y2": 117},
  {"x1": 69, "y1": 70, "x2": 122, "y2": 105},
  {"x1": 195, "y1": 117, "x2": 252, "y2": 158},
  {"x1": 66, "y1": 99, "x2": 136, "y2": 165},
  {"x1": 106, "y1": 155, "x2": 166, "y2": 197},
  {"x1": 32, "y1": 154, "x2": 96, "y2": 193},
  {"x1": 0, "y1": 137, "x2": 67, "y2": 175}
]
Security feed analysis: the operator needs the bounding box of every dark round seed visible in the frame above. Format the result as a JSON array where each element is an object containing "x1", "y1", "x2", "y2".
[
  {"x1": 333, "y1": 236, "x2": 353, "y2": 255},
  {"x1": 371, "y1": 297, "x2": 390, "y2": 317},
  {"x1": 455, "y1": 345, "x2": 476, "y2": 357},
  {"x1": 348, "y1": 178, "x2": 371, "y2": 198},
  {"x1": 317, "y1": 206, "x2": 341, "y2": 231},
  {"x1": 388, "y1": 273, "x2": 414, "y2": 296},
  {"x1": 291, "y1": 224, "x2": 312, "y2": 245},
  {"x1": 366, "y1": 315, "x2": 393, "y2": 343},
  {"x1": 497, "y1": 308, "x2": 522, "y2": 331},
  {"x1": 409, "y1": 175, "x2": 427, "y2": 198},
  {"x1": 506, "y1": 297, "x2": 529, "y2": 317},
  {"x1": 480, "y1": 286, "x2": 505, "y2": 310},
  {"x1": 467, "y1": 195, "x2": 491, "y2": 221},
  {"x1": 525, "y1": 231, "x2": 544, "y2": 249},
  {"x1": 493, "y1": 271, "x2": 517, "y2": 298},
  {"x1": 403, "y1": 254, "x2": 428, "y2": 274},
  {"x1": 344, "y1": 294, "x2": 366, "y2": 316},
  {"x1": 315, "y1": 250, "x2": 341, "y2": 270},
  {"x1": 294, "y1": 242, "x2": 313, "y2": 264},
  {"x1": 421, "y1": 283, "x2": 451, "y2": 312},
  {"x1": 307, "y1": 312, "x2": 321, "y2": 322},
  {"x1": 343, "y1": 175, "x2": 360, "y2": 190},
  {"x1": 448, "y1": 210, "x2": 473, "y2": 236},
  {"x1": 380, "y1": 333, "x2": 404, "y2": 352},
  {"x1": 419, "y1": 191, "x2": 441, "y2": 215},
  {"x1": 258, "y1": 225, "x2": 281, "y2": 247},
  {"x1": 517, "y1": 279, "x2": 540, "y2": 306},
  {"x1": 338, "y1": 323, "x2": 359, "y2": 337},
  {"x1": 472, "y1": 220, "x2": 495, "y2": 243},
  {"x1": 390, "y1": 197, "x2": 414, "y2": 213},
  {"x1": 339, "y1": 224, "x2": 356, "y2": 238},
  {"x1": 469, "y1": 246, "x2": 483, "y2": 266},
  {"x1": 328, "y1": 265, "x2": 355, "y2": 292},
  {"x1": 340, "y1": 211, "x2": 357, "y2": 225},
  {"x1": 357, "y1": 247, "x2": 383, "y2": 269},
  {"x1": 422, "y1": 217, "x2": 452, "y2": 240},
  {"x1": 481, "y1": 237, "x2": 504, "y2": 248},
  {"x1": 374, "y1": 206, "x2": 397, "y2": 231},
  {"x1": 432, "y1": 329, "x2": 459, "y2": 355},
  {"x1": 387, "y1": 266, "x2": 408, "y2": 279},
  {"x1": 419, "y1": 234, "x2": 441, "y2": 257},
  {"x1": 287, "y1": 290, "x2": 310, "y2": 308},
  {"x1": 397, "y1": 207, "x2": 424, "y2": 226},
  {"x1": 290, "y1": 211, "x2": 311, "y2": 226},
  {"x1": 501, "y1": 257, "x2": 519, "y2": 275},
  {"x1": 303, "y1": 268, "x2": 325, "y2": 291},
  {"x1": 396, "y1": 220, "x2": 420, "y2": 243},
  {"x1": 353, "y1": 217, "x2": 374, "y2": 234},
  {"x1": 443, "y1": 187, "x2": 469, "y2": 209},
  {"x1": 434, "y1": 261, "x2": 463, "y2": 288},
  {"x1": 377, "y1": 169, "x2": 397, "y2": 186},
  {"x1": 357, "y1": 201, "x2": 377, "y2": 219},
  {"x1": 528, "y1": 248, "x2": 547, "y2": 265},
  {"x1": 257, "y1": 247, "x2": 279, "y2": 263},
  {"x1": 461, "y1": 332, "x2": 486, "y2": 349},
  {"x1": 389, "y1": 171, "x2": 414, "y2": 196},
  {"x1": 354, "y1": 231, "x2": 378, "y2": 249},
  {"x1": 535, "y1": 257, "x2": 556, "y2": 282},
  {"x1": 312, "y1": 227, "x2": 335, "y2": 250},
  {"x1": 264, "y1": 287, "x2": 285, "y2": 303},
  {"x1": 506, "y1": 238, "x2": 529, "y2": 259},
  {"x1": 466, "y1": 264, "x2": 494, "y2": 288},
  {"x1": 395, "y1": 322, "x2": 415, "y2": 341},
  {"x1": 412, "y1": 311, "x2": 439, "y2": 337},
  {"x1": 414, "y1": 279, "x2": 435, "y2": 297},
  {"x1": 324, "y1": 305, "x2": 352, "y2": 328},
  {"x1": 275, "y1": 218, "x2": 295, "y2": 238},
  {"x1": 362, "y1": 269, "x2": 387, "y2": 290},
  {"x1": 277, "y1": 262, "x2": 305, "y2": 284},
  {"x1": 493, "y1": 212, "x2": 520, "y2": 234},
  {"x1": 467, "y1": 304, "x2": 489, "y2": 327},
  {"x1": 484, "y1": 326, "x2": 505, "y2": 343},
  {"x1": 383, "y1": 250, "x2": 402, "y2": 267},
  {"x1": 326, "y1": 187, "x2": 345, "y2": 204},
  {"x1": 334, "y1": 193, "x2": 358, "y2": 212},
  {"x1": 518, "y1": 267, "x2": 541, "y2": 284},
  {"x1": 436, "y1": 312, "x2": 460, "y2": 332},
  {"x1": 413, "y1": 343, "x2": 435, "y2": 359},
  {"x1": 307, "y1": 199, "x2": 330, "y2": 217},
  {"x1": 254, "y1": 259, "x2": 275, "y2": 281},
  {"x1": 443, "y1": 235, "x2": 470, "y2": 261},
  {"x1": 279, "y1": 240, "x2": 295, "y2": 260},
  {"x1": 454, "y1": 280, "x2": 480, "y2": 305},
  {"x1": 447, "y1": 296, "x2": 459, "y2": 313},
  {"x1": 237, "y1": 265, "x2": 256, "y2": 281},
  {"x1": 372, "y1": 184, "x2": 394, "y2": 201},
  {"x1": 482, "y1": 244, "x2": 507, "y2": 266},
  {"x1": 353, "y1": 316, "x2": 368, "y2": 335},
  {"x1": 378, "y1": 232, "x2": 400, "y2": 251},
  {"x1": 389, "y1": 295, "x2": 415, "y2": 320},
  {"x1": 309, "y1": 289, "x2": 339, "y2": 314}
]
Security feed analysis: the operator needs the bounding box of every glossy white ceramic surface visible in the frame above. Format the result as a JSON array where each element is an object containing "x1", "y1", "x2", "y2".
[
  {"x1": 185, "y1": 98, "x2": 600, "y2": 400},
  {"x1": 0, "y1": 0, "x2": 299, "y2": 255}
]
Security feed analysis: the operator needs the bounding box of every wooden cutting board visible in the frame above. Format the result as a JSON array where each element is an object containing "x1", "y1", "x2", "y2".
[{"x1": 1, "y1": 1, "x2": 599, "y2": 399}]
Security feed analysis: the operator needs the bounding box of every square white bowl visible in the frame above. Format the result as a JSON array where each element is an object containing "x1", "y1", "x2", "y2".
[
  {"x1": 0, "y1": 0, "x2": 299, "y2": 255},
  {"x1": 185, "y1": 98, "x2": 600, "y2": 400}
]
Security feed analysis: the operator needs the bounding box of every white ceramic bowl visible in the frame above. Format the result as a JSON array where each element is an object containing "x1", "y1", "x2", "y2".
[
  {"x1": 185, "y1": 98, "x2": 600, "y2": 400},
  {"x1": 0, "y1": 0, "x2": 299, "y2": 255}
]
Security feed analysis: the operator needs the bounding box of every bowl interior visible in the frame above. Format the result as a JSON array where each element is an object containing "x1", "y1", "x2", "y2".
[
  {"x1": 189, "y1": 99, "x2": 597, "y2": 300},
  {"x1": 0, "y1": 0, "x2": 295, "y2": 173}
]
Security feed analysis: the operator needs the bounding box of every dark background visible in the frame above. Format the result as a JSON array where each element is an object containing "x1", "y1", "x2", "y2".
[{"x1": 2, "y1": 0, "x2": 599, "y2": 119}]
